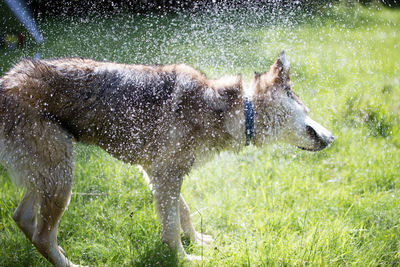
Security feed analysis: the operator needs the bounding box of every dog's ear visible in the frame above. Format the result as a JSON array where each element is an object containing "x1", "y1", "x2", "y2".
[{"x1": 269, "y1": 50, "x2": 290, "y2": 84}]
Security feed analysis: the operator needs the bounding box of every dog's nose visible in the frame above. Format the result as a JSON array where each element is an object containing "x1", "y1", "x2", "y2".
[
  {"x1": 319, "y1": 132, "x2": 334, "y2": 149},
  {"x1": 324, "y1": 130, "x2": 334, "y2": 144}
]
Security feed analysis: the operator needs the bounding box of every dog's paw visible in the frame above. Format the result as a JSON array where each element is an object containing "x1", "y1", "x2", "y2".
[
  {"x1": 194, "y1": 231, "x2": 214, "y2": 245},
  {"x1": 56, "y1": 246, "x2": 88, "y2": 267},
  {"x1": 185, "y1": 253, "x2": 203, "y2": 262}
]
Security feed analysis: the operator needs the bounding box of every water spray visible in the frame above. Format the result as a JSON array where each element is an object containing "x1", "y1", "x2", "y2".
[
  {"x1": 4, "y1": 0, "x2": 43, "y2": 59},
  {"x1": 4, "y1": 0, "x2": 44, "y2": 44}
]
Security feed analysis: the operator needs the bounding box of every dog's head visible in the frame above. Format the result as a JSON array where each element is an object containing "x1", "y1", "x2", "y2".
[{"x1": 251, "y1": 51, "x2": 334, "y2": 151}]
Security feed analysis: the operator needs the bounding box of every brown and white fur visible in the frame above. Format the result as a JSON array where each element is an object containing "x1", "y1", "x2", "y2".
[{"x1": 0, "y1": 51, "x2": 333, "y2": 266}]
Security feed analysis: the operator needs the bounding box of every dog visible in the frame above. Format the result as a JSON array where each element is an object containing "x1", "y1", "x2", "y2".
[{"x1": 0, "y1": 51, "x2": 334, "y2": 266}]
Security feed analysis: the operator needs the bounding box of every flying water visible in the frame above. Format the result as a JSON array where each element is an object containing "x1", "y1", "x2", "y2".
[
  {"x1": 0, "y1": 2, "x2": 399, "y2": 265},
  {"x1": 4, "y1": 0, "x2": 44, "y2": 44}
]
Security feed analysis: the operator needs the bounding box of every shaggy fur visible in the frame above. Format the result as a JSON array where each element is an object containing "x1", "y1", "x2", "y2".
[{"x1": 0, "y1": 52, "x2": 333, "y2": 266}]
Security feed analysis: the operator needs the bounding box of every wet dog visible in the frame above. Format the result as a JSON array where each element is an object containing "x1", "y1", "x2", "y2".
[{"x1": 0, "y1": 51, "x2": 333, "y2": 266}]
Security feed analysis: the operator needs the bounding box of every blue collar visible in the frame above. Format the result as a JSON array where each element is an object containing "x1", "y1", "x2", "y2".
[{"x1": 244, "y1": 97, "x2": 255, "y2": 146}]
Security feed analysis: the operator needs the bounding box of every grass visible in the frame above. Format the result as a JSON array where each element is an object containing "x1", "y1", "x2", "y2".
[{"x1": 1, "y1": 2, "x2": 400, "y2": 266}]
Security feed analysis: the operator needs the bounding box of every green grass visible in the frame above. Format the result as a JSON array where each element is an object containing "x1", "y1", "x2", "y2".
[{"x1": 1, "y1": 3, "x2": 400, "y2": 266}]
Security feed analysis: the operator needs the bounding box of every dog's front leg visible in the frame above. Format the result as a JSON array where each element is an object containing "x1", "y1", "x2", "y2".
[
  {"x1": 180, "y1": 195, "x2": 213, "y2": 245},
  {"x1": 139, "y1": 165, "x2": 213, "y2": 248},
  {"x1": 151, "y1": 175, "x2": 186, "y2": 257},
  {"x1": 139, "y1": 166, "x2": 184, "y2": 251},
  {"x1": 151, "y1": 173, "x2": 202, "y2": 261}
]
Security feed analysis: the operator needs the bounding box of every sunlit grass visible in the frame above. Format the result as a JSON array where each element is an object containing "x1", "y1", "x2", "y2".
[{"x1": 1, "y1": 3, "x2": 399, "y2": 266}]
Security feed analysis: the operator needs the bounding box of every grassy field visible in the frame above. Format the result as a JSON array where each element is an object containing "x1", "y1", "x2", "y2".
[{"x1": 1, "y1": 3, "x2": 399, "y2": 266}]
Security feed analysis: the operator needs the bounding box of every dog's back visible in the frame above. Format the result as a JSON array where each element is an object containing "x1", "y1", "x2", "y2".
[{"x1": 1, "y1": 58, "x2": 239, "y2": 164}]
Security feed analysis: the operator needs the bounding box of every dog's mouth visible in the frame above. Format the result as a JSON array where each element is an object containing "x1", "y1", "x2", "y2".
[
  {"x1": 298, "y1": 144, "x2": 329, "y2": 152},
  {"x1": 297, "y1": 146, "x2": 322, "y2": 152},
  {"x1": 297, "y1": 122, "x2": 334, "y2": 152},
  {"x1": 297, "y1": 136, "x2": 334, "y2": 152}
]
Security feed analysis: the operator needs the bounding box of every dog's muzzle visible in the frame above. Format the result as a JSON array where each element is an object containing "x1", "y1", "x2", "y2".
[{"x1": 298, "y1": 116, "x2": 334, "y2": 151}]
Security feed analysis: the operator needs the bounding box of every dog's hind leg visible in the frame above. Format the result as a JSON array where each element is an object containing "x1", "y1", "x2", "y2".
[
  {"x1": 13, "y1": 181, "x2": 75, "y2": 266},
  {"x1": 0, "y1": 94, "x2": 80, "y2": 266},
  {"x1": 32, "y1": 180, "x2": 74, "y2": 267},
  {"x1": 10, "y1": 125, "x2": 77, "y2": 266},
  {"x1": 28, "y1": 132, "x2": 77, "y2": 267},
  {"x1": 12, "y1": 188, "x2": 39, "y2": 242}
]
